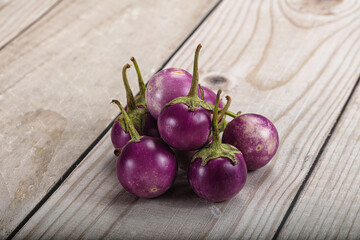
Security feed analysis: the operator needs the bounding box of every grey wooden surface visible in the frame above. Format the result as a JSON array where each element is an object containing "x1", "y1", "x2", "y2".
[{"x1": 1, "y1": 0, "x2": 360, "y2": 239}]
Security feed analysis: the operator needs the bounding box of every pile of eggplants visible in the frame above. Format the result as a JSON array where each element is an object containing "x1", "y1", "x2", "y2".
[{"x1": 111, "y1": 44, "x2": 279, "y2": 202}]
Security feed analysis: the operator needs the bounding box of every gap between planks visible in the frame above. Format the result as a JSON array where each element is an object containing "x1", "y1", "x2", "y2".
[
  {"x1": 273, "y1": 75, "x2": 360, "y2": 240},
  {"x1": 9, "y1": 0, "x2": 360, "y2": 239},
  {"x1": 5, "y1": 0, "x2": 224, "y2": 239}
]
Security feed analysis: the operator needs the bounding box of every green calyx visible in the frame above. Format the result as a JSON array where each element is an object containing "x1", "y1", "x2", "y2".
[
  {"x1": 114, "y1": 106, "x2": 148, "y2": 135},
  {"x1": 166, "y1": 44, "x2": 213, "y2": 112},
  {"x1": 218, "y1": 118, "x2": 228, "y2": 133},
  {"x1": 112, "y1": 99, "x2": 142, "y2": 142},
  {"x1": 192, "y1": 142, "x2": 242, "y2": 167},
  {"x1": 191, "y1": 90, "x2": 241, "y2": 166},
  {"x1": 166, "y1": 95, "x2": 213, "y2": 111},
  {"x1": 115, "y1": 60, "x2": 150, "y2": 134}
]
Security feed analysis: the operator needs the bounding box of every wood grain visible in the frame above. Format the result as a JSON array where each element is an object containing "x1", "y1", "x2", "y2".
[
  {"x1": 0, "y1": 0, "x2": 218, "y2": 238},
  {"x1": 0, "y1": 0, "x2": 61, "y2": 50},
  {"x1": 279, "y1": 83, "x2": 360, "y2": 239},
  {"x1": 13, "y1": 0, "x2": 360, "y2": 239}
]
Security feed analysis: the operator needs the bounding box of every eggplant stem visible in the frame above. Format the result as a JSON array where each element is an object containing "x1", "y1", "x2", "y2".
[
  {"x1": 218, "y1": 96, "x2": 231, "y2": 122},
  {"x1": 122, "y1": 64, "x2": 136, "y2": 111},
  {"x1": 187, "y1": 44, "x2": 202, "y2": 98},
  {"x1": 209, "y1": 104, "x2": 238, "y2": 118},
  {"x1": 211, "y1": 90, "x2": 222, "y2": 148},
  {"x1": 111, "y1": 99, "x2": 141, "y2": 142},
  {"x1": 199, "y1": 84, "x2": 205, "y2": 100},
  {"x1": 130, "y1": 57, "x2": 146, "y2": 100},
  {"x1": 224, "y1": 110, "x2": 238, "y2": 118}
]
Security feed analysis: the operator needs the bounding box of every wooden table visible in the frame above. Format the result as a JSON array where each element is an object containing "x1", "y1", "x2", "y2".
[{"x1": 1, "y1": 0, "x2": 359, "y2": 239}]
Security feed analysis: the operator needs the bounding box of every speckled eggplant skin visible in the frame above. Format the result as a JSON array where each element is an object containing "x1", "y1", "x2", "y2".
[
  {"x1": 117, "y1": 136, "x2": 177, "y2": 198},
  {"x1": 222, "y1": 114, "x2": 279, "y2": 170},
  {"x1": 145, "y1": 68, "x2": 193, "y2": 119},
  {"x1": 111, "y1": 121, "x2": 131, "y2": 149},
  {"x1": 158, "y1": 103, "x2": 212, "y2": 151},
  {"x1": 145, "y1": 68, "x2": 222, "y2": 119},
  {"x1": 188, "y1": 154, "x2": 247, "y2": 202}
]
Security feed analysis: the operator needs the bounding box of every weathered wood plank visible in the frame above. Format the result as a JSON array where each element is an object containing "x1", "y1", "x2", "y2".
[
  {"x1": 14, "y1": 0, "x2": 360, "y2": 239},
  {"x1": 0, "y1": 0, "x2": 218, "y2": 238},
  {"x1": 278, "y1": 82, "x2": 360, "y2": 239},
  {"x1": 0, "y1": 0, "x2": 60, "y2": 49}
]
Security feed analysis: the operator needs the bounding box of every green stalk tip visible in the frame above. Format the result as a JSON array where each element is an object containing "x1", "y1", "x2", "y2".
[
  {"x1": 122, "y1": 64, "x2": 137, "y2": 111},
  {"x1": 218, "y1": 96, "x2": 231, "y2": 122},
  {"x1": 166, "y1": 44, "x2": 212, "y2": 112},
  {"x1": 187, "y1": 43, "x2": 202, "y2": 98},
  {"x1": 130, "y1": 57, "x2": 146, "y2": 101}
]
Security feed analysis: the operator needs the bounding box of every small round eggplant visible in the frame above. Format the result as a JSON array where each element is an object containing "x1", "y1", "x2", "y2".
[
  {"x1": 189, "y1": 155, "x2": 247, "y2": 202},
  {"x1": 158, "y1": 44, "x2": 213, "y2": 151},
  {"x1": 222, "y1": 113, "x2": 279, "y2": 170},
  {"x1": 188, "y1": 90, "x2": 247, "y2": 202},
  {"x1": 111, "y1": 62, "x2": 159, "y2": 153},
  {"x1": 145, "y1": 68, "x2": 193, "y2": 119},
  {"x1": 118, "y1": 136, "x2": 177, "y2": 198},
  {"x1": 158, "y1": 103, "x2": 211, "y2": 151},
  {"x1": 113, "y1": 100, "x2": 177, "y2": 198}
]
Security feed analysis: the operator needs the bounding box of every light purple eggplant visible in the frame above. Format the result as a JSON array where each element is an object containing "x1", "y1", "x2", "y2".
[
  {"x1": 145, "y1": 68, "x2": 222, "y2": 120},
  {"x1": 146, "y1": 68, "x2": 193, "y2": 119},
  {"x1": 222, "y1": 113, "x2": 279, "y2": 170}
]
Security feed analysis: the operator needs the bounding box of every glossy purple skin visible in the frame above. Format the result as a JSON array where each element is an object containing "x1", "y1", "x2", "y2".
[
  {"x1": 146, "y1": 68, "x2": 193, "y2": 119},
  {"x1": 222, "y1": 113, "x2": 279, "y2": 170},
  {"x1": 145, "y1": 68, "x2": 222, "y2": 119},
  {"x1": 117, "y1": 136, "x2": 177, "y2": 198},
  {"x1": 111, "y1": 121, "x2": 131, "y2": 149},
  {"x1": 158, "y1": 103, "x2": 212, "y2": 151},
  {"x1": 188, "y1": 154, "x2": 247, "y2": 202}
]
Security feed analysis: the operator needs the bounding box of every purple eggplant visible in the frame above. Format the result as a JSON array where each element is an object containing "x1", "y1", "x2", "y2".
[
  {"x1": 145, "y1": 68, "x2": 193, "y2": 119},
  {"x1": 222, "y1": 113, "x2": 279, "y2": 170},
  {"x1": 157, "y1": 44, "x2": 213, "y2": 151},
  {"x1": 111, "y1": 61, "x2": 159, "y2": 154},
  {"x1": 145, "y1": 68, "x2": 223, "y2": 121},
  {"x1": 188, "y1": 90, "x2": 247, "y2": 202},
  {"x1": 113, "y1": 100, "x2": 177, "y2": 198}
]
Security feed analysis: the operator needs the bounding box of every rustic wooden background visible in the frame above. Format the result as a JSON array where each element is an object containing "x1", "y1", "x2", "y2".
[{"x1": 1, "y1": 0, "x2": 359, "y2": 239}]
